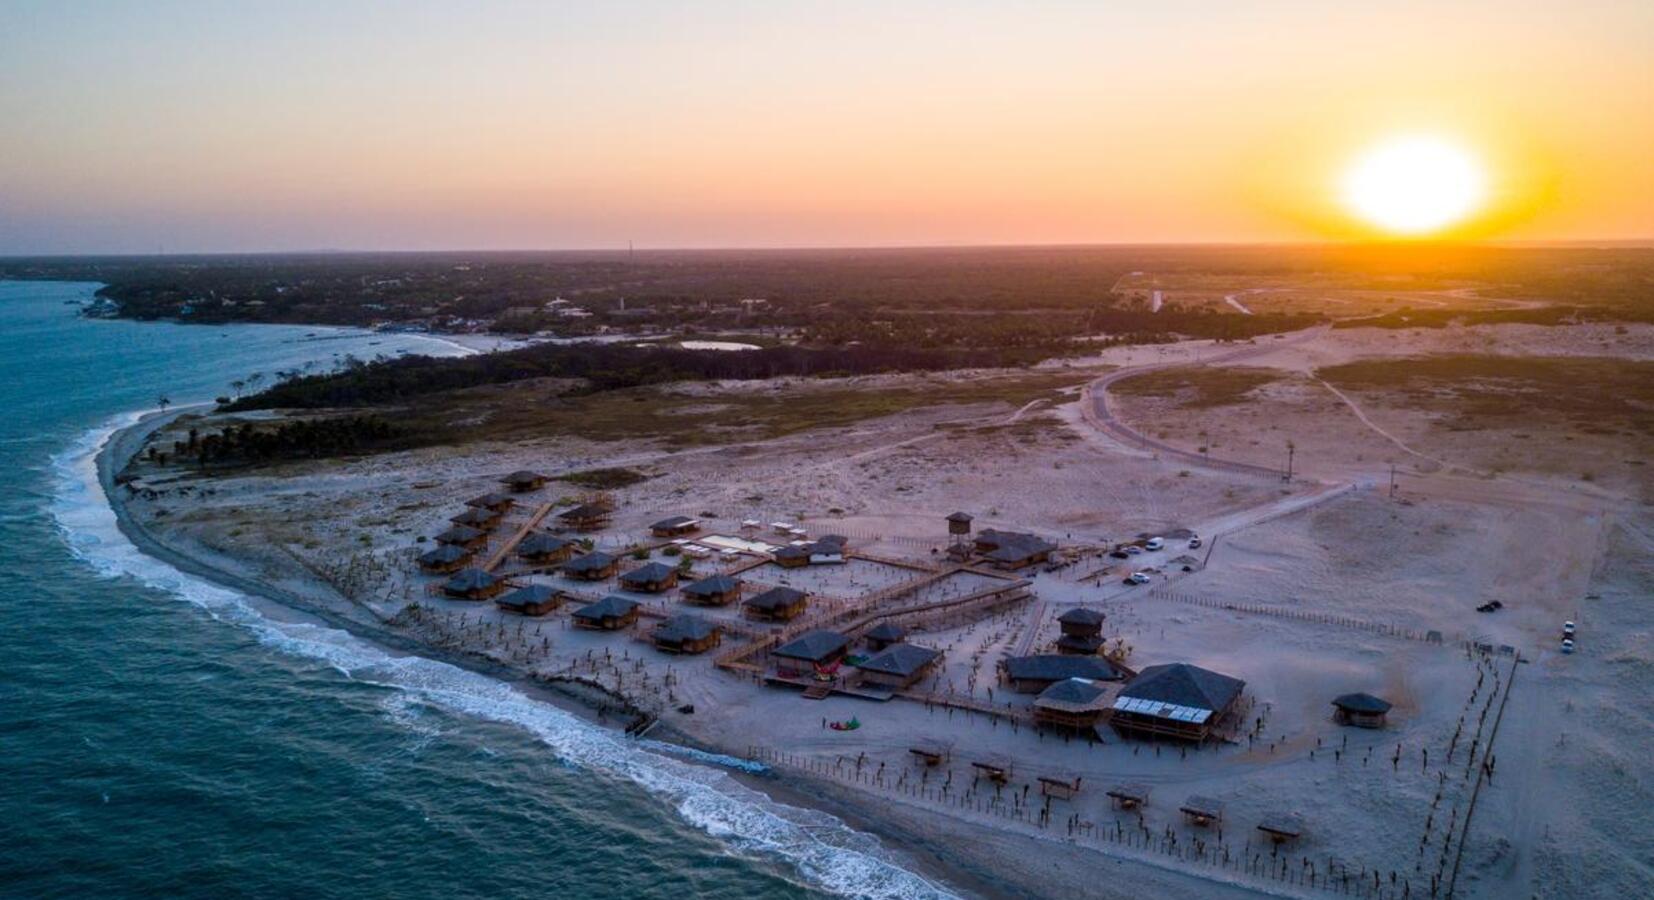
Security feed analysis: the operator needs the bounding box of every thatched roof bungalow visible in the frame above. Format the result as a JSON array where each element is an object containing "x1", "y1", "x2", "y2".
[
  {"x1": 743, "y1": 586, "x2": 808, "y2": 622},
  {"x1": 500, "y1": 470, "x2": 549, "y2": 492},
  {"x1": 619, "y1": 561, "x2": 680, "y2": 593},
  {"x1": 418, "y1": 543, "x2": 473, "y2": 574},
  {"x1": 649, "y1": 515, "x2": 701, "y2": 538},
  {"x1": 1032, "y1": 678, "x2": 1113, "y2": 732},
  {"x1": 449, "y1": 507, "x2": 502, "y2": 530},
  {"x1": 681, "y1": 573, "x2": 742, "y2": 607},
  {"x1": 442, "y1": 568, "x2": 505, "y2": 601},
  {"x1": 434, "y1": 524, "x2": 488, "y2": 551},
  {"x1": 1111, "y1": 663, "x2": 1245, "y2": 742},
  {"x1": 771, "y1": 630, "x2": 849, "y2": 669},
  {"x1": 1004, "y1": 654, "x2": 1128, "y2": 693},
  {"x1": 517, "y1": 533, "x2": 575, "y2": 564},
  {"x1": 465, "y1": 492, "x2": 515, "y2": 512},
  {"x1": 856, "y1": 643, "x2": 940, "y2": 689},
  {"x1": 863, "y1": 622, "x2": 908, "y2": 652},
  {"x1": 652, "y1": 614, "x2": 722, "y2": 655},
  {"x1": 556, "y1": 503, "x2": 610, "y2": 532},
  {"x1": 563, "y1": 551, "x2": 619, "y2": 581},
  {"x1": 974, "y1": 529, "x2": 1058, "y2": 570},
  {"x1": 1331, "y1": 692, "x2": 1392, "y2": 728},
  {"x1": 571, "y1": 595, "x2": 640, "y2": 631},
  {"x1": 495, "y1": 584, "x2": 564, "y2": 616}
]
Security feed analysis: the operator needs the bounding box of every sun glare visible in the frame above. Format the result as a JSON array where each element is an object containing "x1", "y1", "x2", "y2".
[{"x1": 1341, "y1": 136, "x2": 1486, "y2": 236}]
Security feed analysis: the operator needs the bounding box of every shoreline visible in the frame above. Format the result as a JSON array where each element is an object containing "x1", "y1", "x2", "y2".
[{"x1": 92, "y1": 408, "x2": 1014, "y2": 899}]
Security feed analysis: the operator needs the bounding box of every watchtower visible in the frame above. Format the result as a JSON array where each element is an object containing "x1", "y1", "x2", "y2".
[{"x1": 946, "y1": 511, "x2": 974, "y2": 557}]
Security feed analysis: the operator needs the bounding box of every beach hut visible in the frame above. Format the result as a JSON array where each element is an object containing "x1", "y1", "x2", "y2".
[
  {"x1": 465, "y1": 492, "x2": 515, "y2": 513},
  {"x1": 652, "y1": 614, "x2": 722, "y2": 655},
  {"x1": 619, "y1": 561, "x2": 679, "y2": 593},
  {"x1": 856, "y1": 643, "x2": 941, "y2": 689},
  {"x1": 563, "y1": 551, "x2": 619, "y2": 581},
  {"x1": 743, "y1": 586, "x2": 809, "y2": 622},
  {"x1": 1106, "y1": 783, "x2": 1150, "y2": 811},
  {"x1": 571, "y1": 595, "x2": 640, "y2": 631},
  {"x1": 449, "y1": 506, "x2": 502, "y2": 530},
  {"x1": 1058, "y1": 607, "x2": 1105, "y2": 637},
  {"x1": 771, "y1": 630, "x2": 849, "y2": 671},
  {"x1": 1032, "y1": 678, "x2": 1113, "y2": 732},
  {"x1": 1257, "y1": 812, "x2": 1306, "y2": 845},
  {"x1": 1003, "y1": 654, "x2": 1127, "y2": 694},
  {"x1": 681, "y1": 573, "x2": 742, "y2": 606},
  {"x1": 863, "y1": 622, "x2": 908, "y2": 652},
  {"x1": 500, "y1": 470, "x2": 549, "y2": 492},
  {"x1": 556, "y1": 503, "x2": 610, "y2": 532},
  {"x1": 434, "y1": 524, "x2": 488, "y2": 551},
  {"x1": 1038, "y1": 774, "x2": 1084, "y2": 801},
  {"x1": 650, "y1": 515, "x2": 701, "y2": 538},
  {"x1": 517, "y1": 533, "x2": 575, "y2": 565},
  {"x1": 1331, "y1": 692, "x2": 1393, "y2": 728},
  {"x1": 417, "y1": 543, "x2": 473, "y2": 574},
  {"x1": 1111, "y1": 663, "x2": 1245, "y2": 742},
  {"x1": 973, "y1": 529, "x2": 1058, "y2": 570},
  {"x1": 442, "y1": 568, "x2": 505, "y2": 601},
  {"x1": 970, "y1": 755, "x2": 1014, "y2": 785},
  {"x1": 1180, "y1": 795, "x2": 1225, "y2": 827},
  {"x1": 495, "y1": 584, "x2": 565, "y2": 616}
]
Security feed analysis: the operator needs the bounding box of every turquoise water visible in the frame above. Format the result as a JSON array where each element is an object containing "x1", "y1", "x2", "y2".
[{"x1": 0, "y1": 281, "x2": 947, "y2": 899}]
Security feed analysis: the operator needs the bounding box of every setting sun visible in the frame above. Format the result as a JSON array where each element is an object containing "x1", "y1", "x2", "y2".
[{"x1": 1341, "y1": 136, "x2": 1487, "y2": 236}]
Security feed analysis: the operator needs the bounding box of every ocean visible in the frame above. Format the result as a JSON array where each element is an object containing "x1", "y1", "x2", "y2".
[{"x1": 0, "y1": 281, "x2": 951, "y2": 900}]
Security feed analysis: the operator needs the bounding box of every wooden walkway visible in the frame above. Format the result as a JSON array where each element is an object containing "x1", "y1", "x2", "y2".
[{"x1": 481, "y1": 501, "x2": 555, "y2": 572}]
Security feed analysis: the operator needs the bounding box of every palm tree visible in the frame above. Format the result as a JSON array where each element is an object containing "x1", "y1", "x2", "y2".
[{"x1": 156, "y1": 395, "x2": 171, "y2": 414}]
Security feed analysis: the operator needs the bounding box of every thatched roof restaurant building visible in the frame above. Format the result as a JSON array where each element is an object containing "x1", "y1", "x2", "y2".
[
  {"x1": 1033, "y1": 678, "x2": 1113, "y2": 732},
  {"x1": 681, "y1": 573, "x2": 742, "y2": 606},
  {"x1": 418, "y1": 543, "x2": 473, "y2": 574},
  {"x1": 652, "y1": 615, "x2": 722, "y2": 655},
  {"x1": 1004, "y1": 654, "x2": 1127, "y2": 693},
  {"x1": 571, "y1": 595, "x2": 640, "y2": 630},
  {"x1": 517, "y1": 533, "x2": 575, "y2": 564},
  {"x1": 772, "y1": 545, "x2": 812, "y2": 569},
  {"x1": 500, "y1": 470, "x2": 549, "y2": 492},
  {"x1": 563, "y1": 551, "x2": 619, "y2": 581},
  {"x1": 442, "y1": 568, "x2": 505, "y2": 601},
  {"x1": 856, "y1": 643, "x2": 941, "y2": 689},
  {"x1": 650, "y1": 515, "x2": 701, "y2": 537},
  {"x1": 771, "y1": 630, "x2": 849, "y2": 672},
  {"x1": 434, "y1": 524, "x2": 488, "y2": 551},
  {"x1": 1111, "y1": 663, "x2": 1245, "y2": 742},
  {"x1": 556, "y1": 503, "x2": 610, "y2": 532},
  {"x1": 743, "y1": 586, "x2": 808, "y2": 622},
  {"x1": 495, "y1": 584, "x2": 565, "y2": 616},
  {"x1": 974, "y1": 529, "x2": 1058, "y2": 570},
  {"x1": 619, "y1": 561, "x2": 679, "y2": 593},
  {"x1": 1331, "y1": 692, "x2": 1393, "y2": 728}
]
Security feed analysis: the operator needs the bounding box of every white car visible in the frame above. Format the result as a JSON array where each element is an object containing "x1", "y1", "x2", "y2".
[
  {"x1": 1188, "y1": 537, "x2": 1202, "y2": 549},
  {"x1": 1562, "y1": 620, "x2": 1576, "y2": 637},
  {"x1": 1145, "y1": 537, "x2": 1165, "y2": 551},
  {"x1": 1560, "y1": 638, "x2": 1576, "y2": 654},
  {"x1": 1129, "y1": 572, "x2": 1151, "y2": 585}
]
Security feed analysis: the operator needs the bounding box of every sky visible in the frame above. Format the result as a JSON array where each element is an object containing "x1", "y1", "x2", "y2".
[{"x1": 1, "y1": 0, "x2": 1650, "y2": 253}]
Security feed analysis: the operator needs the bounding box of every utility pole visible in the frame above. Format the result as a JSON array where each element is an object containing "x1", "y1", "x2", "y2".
[
  {"x1": 1283, "y1": 440, "x2": 1295, "y2": 482},
  {"x1": 1389, "y1": 463, "x2": 1399, "y2": 500}
]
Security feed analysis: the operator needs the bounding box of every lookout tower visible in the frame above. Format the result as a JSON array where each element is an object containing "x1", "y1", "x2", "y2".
[{"x1": 946, "y1": 511, "x2": 974, "y2": 558}]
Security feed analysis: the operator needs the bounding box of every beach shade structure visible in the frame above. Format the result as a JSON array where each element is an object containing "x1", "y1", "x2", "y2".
[
  {"x1": 680, "y1": 573, "x2": 742, "y2": 606},
  {"x1": 494, "y1": 584, "x2": 564, "y2": 616},
  {"x1": 973, "y1": 529, "x2": 1058, "y2": 570},
  {"x1": 908, "y1": 738, "x2": 952, "y2": 768},
  {"x1": 1003, "y1": 654, "x2": 1128, "y2": 694},
  {"x1": 434, "y1": 524, "x2": 488, "y2": 551},
  {"x1": 649, "y1": 515, "x2": 701, "y2": 538},
  {"x1": 771, "y1": 630, "x2": 850, "y2": 668},
  {"x1": 1180, "y1": 795, "x2": 1225, "y2": 827},
  {"x1": 1057, "y1": 607, "x2": 1106, "y2": 637},
  {"x1": 1032, "y1": 678, "x2": 1113, "y2": 732},
  {"x1": 499, "y1": 470, "x2": 549, "y2": 492},
  {"x1": 449, "y1": 506, "x2": 502, "y2": 530},
  {"x1": 1038, "y1": 773, "x2": 1084, "y2": 801},
  {"x1": 442, "y1": 568, "x2": 505, "y2": 601},
  {"x1": 1257, "y1": 812, "x2": 1306, "y2": 845},
  {"x1": 855, "y1": 643, "x2": 941, "y2": 689},
  {"x1": 863, "y1": 622, "x2": 908, "y2": 652},
  {"x1": 1110, "y1": 663, "x2": 1246, "y2": 743},
  {"x1": 618, "y1": 561, "x2": 680, "y2": 593},
  {"x1": 562, "y1": 551, "x2": 619, "y2": 581},
  {"x1": 1106, "y1": 783, "x2": 1150, "y2": 811},
  {"x1": 570, "y1": 595, "x2": 640, "y2": 631},
  {"x1": 651, "y1": 614, "x2": 722, "y2": 655},
  {"x1": 1331, "y1": 692, "x2": 1393, "y2": 728},
  {"x1": 465, "y1": 492, "x2": 516, "y2": 512},
  {"x1": 771, "y1": 544, "x2": 812, "y2": 569},
  {"x1": 1055, "y1": 633, "x2": 1106, "y2": 656},
  {"x1": 517, "y1": 533, "x2": 575, "y2": 564},
  {"x1": 555, "y1": 503, "x2": 611, "y2": 532},
  {"x1": 743, "y1": 586, "x2": 809, "y2": 622},
  {"x1": 970, "y1": 755, "x2": 1015, "y2": 785},
  {"x1": 417, "y1": 543, "x2": 473, "y2": 574}
]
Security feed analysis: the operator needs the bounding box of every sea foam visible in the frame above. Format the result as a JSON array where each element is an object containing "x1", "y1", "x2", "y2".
[{"x1": 49, "y1": 414, "x2": 958, "y2": 900}]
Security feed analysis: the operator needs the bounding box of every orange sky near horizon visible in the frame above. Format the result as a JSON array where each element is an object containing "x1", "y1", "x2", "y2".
[{"x1": 1, "y1": 1, "x2": 1650, "y2": 253}]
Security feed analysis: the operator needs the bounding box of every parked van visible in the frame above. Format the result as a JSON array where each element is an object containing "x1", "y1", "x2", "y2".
[{"x1": 1145, "y1": 537, "x2": 1165, "y2": 551}]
